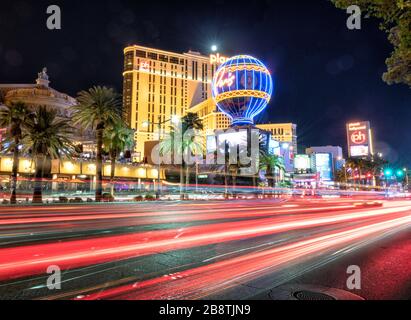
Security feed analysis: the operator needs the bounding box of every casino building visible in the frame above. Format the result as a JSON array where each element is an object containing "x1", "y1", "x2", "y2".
[
  {"x1": 122, "y1": 44, "x2": 298, "y2": 162},
  {"x1": 0, "y1": 69, "x2": 162, "y2": 194},
  {"x1": 123, "y1": 45, "x2": 219, "y2": 162}
]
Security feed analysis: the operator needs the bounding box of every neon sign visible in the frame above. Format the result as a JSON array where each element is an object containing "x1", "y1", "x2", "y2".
[
  {"x1": 351, "y1": 131, "x2": 366, "y2": 144},
  {"x1": 346, "y1": 121, "x2": 372, "y2": 158},
  {"x1": 210, "y1": 53, "x2": 229, "y2": 65},
  {"x1": 216, "y1": 70, "x2": 235, "y2": 88},
  {"x1": 211, "y1": 55, "x2": 274, "y2": 126}
]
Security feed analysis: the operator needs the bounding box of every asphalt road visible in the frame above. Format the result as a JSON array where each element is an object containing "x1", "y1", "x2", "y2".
[{"x1": 0, "y1": 197, "x2": 410, "y2": 300}]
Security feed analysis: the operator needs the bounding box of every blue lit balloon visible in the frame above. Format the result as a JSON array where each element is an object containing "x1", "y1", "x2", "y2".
[{"x1": 212, "y1": 55, "x2": 274, "y2": 126}]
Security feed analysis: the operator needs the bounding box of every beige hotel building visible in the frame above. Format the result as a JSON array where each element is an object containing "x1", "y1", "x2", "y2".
[{"x1": 123, "y1": 45, "x2": 297, "y2": 161}]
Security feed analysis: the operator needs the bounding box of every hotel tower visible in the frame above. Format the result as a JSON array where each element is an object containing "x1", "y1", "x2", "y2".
[{"x1": 122, "y1": 45, "x2": 223, "y2": 162}]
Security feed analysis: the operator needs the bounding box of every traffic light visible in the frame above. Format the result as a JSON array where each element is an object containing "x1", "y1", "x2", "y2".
[
  {"x1": 384, "y1": 169, "x2": 393, "y2": 177},
  {"x1": 396, "y1": 169, "x2": 404, "y2": 178}
]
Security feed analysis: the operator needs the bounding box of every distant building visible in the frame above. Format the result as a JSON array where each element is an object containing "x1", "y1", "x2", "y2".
[
  {"x1": 189, "y1": 98, "x2": 231, "y2": 136},
  {"x1": 0, "y1": 68, "x2": 94, "y2": 153},
  {"x1": 0, "y1": 68, "x2": 76, "y2": 118},
  {"x1": 306, "y1": 146, "x2": 344, "y2": 171},
  {"x1": 256, "y1": 123, "x2": 298, "y2": 152}
]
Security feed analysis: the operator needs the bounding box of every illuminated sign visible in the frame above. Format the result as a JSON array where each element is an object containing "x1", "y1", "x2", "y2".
[
  {"x1": 350, "y1": 130, "x2": 366, "y2": 144},
  {"x1": 217, "y1": 130, "x2": 248, "y2": 150},
  {"x1": 314, "y1": 153, "x2": 333, "y2": 181},
  {"x1": 295, "y1": 155, "x2": 311, "y2": 170},
  {"x1": 210, "y1": 53, "x2": 229, "y2": 65},
  {"x1": 215, "y1": 70, "x2": 235, "y2": 88},
  {"x1": 206, "y1": 135, "x2": 217, "y2": 154},
  {"x1": 350, "y1": 145, "x2": 369, "y2": 157},
  {"x1": 268, "y1": 139, "x2": 280, "y2": 156},
  {"x1": 212, "y1": 55, "x2": 274, "y2": 126},
  {"x1": 139, "y1": 60, "x2": 150, "y2": 72},
  {"x1": 346, "y1": 121, "x2": 372, "y2": 158}
]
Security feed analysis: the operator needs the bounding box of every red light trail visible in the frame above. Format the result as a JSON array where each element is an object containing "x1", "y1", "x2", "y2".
[{"x1": 0, "y1": 198, "x2": 410, "y2": 300}]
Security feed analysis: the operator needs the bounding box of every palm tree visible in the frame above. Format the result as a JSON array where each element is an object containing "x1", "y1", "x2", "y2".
[
  {"x1": 160, "y1": 113, "x2": 204, "y2": 199},
  {"x1": 72, "y1": 86, "x2": 122, "y2": 202},
  {"x1": 103, "y1": 120, "x2": 134, "y2": 196},
  {"x1": 345, "y1": 157, "x2": 388, "y2": 187},
  {"x1": 182, "y1": 114, "x2": 204, "y2": 195},
  {"x1": 0, "y1": 102, "x2": 32, "y2": 204},
  {"x1": 22, "y1": 107, "x2": 74, "y2": 204},
  {"x1": 259, "y1": 153, "x2": 286, "y2": 187}
]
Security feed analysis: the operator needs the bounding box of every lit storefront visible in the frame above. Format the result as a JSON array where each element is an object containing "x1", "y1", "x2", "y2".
[{"x1": 0, "y1": 157, "x2": 164, "y2": 192}]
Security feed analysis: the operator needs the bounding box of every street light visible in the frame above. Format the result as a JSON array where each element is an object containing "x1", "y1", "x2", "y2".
[
  {"x1": 143, "y1": 115, "x2": 181, "y2": 199},
  {"x1": 211, "y1": 45, "x2": 218, "y2": 52}
]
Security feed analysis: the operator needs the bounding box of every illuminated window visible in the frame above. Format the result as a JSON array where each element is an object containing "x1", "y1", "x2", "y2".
[{"x1": 135, "y1": 50, "x2": 146, "y2": 58}]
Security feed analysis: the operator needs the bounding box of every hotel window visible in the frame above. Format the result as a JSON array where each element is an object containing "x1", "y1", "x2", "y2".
[
  {"x1": 147, "y1": 52, "x2": 158, "y2": 60},
  {"x1": 135, "y1": 50, "x2": 146, "y2": 58},
  {"x1": 159, "y1": 55, "x2": 168, "y2": 62},
  {"x1": 170, "y1": 57, "x2": 179, "y2": 65},
  {"x1": 124, "y1": 52, "x2": 134, "y2": 71}
]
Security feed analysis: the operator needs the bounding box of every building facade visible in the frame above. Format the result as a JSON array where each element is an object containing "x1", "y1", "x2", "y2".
[
  {"x1": 189, "y1": 98, "x2": 231, "y2": 135},
  {"x1": 0, "y1": 68, "x2": 76, "y2": 118},
  {"x1": 0, "y1": 68, "x2": 94, "y2": 150},
  {"x1": 256, "y1": 123, "x2": 298, "y2": 152},
  {"x1": 123, "y1": 45, "x2": 222, "y2": 162},
  {"x1": 306, "y1": 145, "x2": 344, "y2": 172},
  {"x1": 122, "y1": 45, "x2": 298, "y2": 167}
]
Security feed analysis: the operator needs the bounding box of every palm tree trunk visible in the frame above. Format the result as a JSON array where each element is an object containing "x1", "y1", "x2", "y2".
[
  {"x1": 110, "y1": 150, "x2": 116, "y2": 197},
  {"x1": 224, "y1": 163, "x2": 229, "y2": 199},
  {"x1": 10, "y1": 138, "x2": 19, "y2": 204},
  {"x1": 180, "y1": 163, "x2": 184, "y2": 200},
  {"x1": 33, "y1": 154, "x2": 45, "y2": 204},
  {"x1": 185, "y1": 164, "x2": 190, "y2": 199},
  {"x1": 95, "y1": 127, "x2": 104, "y2": 202},
  {"x1": 232, "y1": 167, "x2": 237, "y2": 199}
]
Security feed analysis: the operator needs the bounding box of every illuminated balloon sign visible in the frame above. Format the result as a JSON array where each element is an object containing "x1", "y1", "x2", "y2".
[{"x1": 212, "y1": 55, "x2": 274, "y2": 126}]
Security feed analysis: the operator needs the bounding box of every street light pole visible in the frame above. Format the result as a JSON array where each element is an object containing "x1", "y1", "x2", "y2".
[
  {"x1": 404, "y1": 168, "x2": 409, "y2": 191},
  {"x1": 343, "y1": 164, "x2": 347, "y2": 188},
  {"x1": 143, "y1": 115, "x2": 180, "y2": 200},
  {"x1": 156, "y1": 115, "x2": 162, "y2": 200}
]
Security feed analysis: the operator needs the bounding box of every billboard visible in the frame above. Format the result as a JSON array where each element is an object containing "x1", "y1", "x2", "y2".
[
  {"x1": 346, "y1": 121, "x2": 372, "y2": 158},
  {"x1": 294, "y1": 154, "x2": 311, "y2": 171},
  {"x1": 313, "y1": 153, "x2": 333, "y2": 181},
  {"x1": 217, "y1": 130, "x2": 248, "y2": 150},
  {"x1": 268, "y1": 138, "x2": 280, "y2": 156}
]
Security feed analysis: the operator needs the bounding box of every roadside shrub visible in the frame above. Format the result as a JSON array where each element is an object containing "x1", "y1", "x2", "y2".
[
  {"x1": 102, "y1": 193, "x2": 115, "y2": 202},
  {"x1": 59, "y1": 196, "x2": 69, "y2": 203},
  {"x1": 134, "y1": 195, "x2": 144, "y2": 202},
  {"x1": 145, "y1": 194, "x2": 156, "y2": 201},
  {"x1": 70, "y1": 197, "x2": 83, "y2": 203}
]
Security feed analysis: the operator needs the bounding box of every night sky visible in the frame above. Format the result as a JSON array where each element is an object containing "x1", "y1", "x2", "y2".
[{"x1": 0, "y1": 0, "x2": 409, "y2": 165}]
